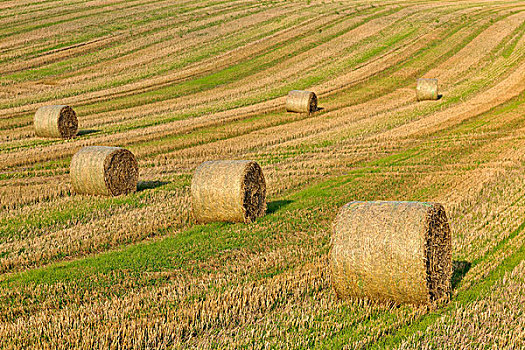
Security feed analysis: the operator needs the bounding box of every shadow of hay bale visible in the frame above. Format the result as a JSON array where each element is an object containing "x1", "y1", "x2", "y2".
[
  {"x1": 266, "y1": 200, "x2": 293, "y2": 214},
  {"x1": 451, "y1": 260, "x2": 471, "y2": 289},
  {"x1": 77, "y1": 129, "x2": 100, "y2": 136},
  {"x1": 137, "y1": 180, "x2": 170, "y2": 192}
]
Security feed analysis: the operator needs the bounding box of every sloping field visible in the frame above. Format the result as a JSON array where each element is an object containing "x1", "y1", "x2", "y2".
[{"x1": 1, "y1": 0, "x2": 525, "y2": 348}]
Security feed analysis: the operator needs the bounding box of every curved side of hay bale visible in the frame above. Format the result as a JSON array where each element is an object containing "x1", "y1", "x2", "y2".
[
  {"x1": 34, "y1": 105, "x2": 78, "y2": 139},
  {"x1": 70, "y1": 146, "x2": 138, "y2": 196},
  {"x1": 416, "y1": 78, "x2": 439, "y2": 101},
  {"x1": 286, "y1": 90, "x2": 317, "y2": 113},
  {"x1": 330, "y1": 201, "x2": 451, "y2": 305},
  {"x1": 191, "y1": 160, "x2": 266, "y2": 223}
]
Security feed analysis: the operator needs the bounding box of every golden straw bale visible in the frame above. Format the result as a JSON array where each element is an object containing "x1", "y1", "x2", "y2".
[
  {"x1": 416, "y1": 78, "x2": 439, "y2": 101},
  {"x1": 191, "y1": 160, "x2": 266, "y2": 223},
  {"x1": 286, "y1": 90, "x2": 317, "y2": 113},
  {"x1": 330, "y1": 201, "x2": 452, "y2": 305},
  {"x1": 70, "y1": 146, "x2": 138, "y2": 196},
  {"x1": 34, "y1": 105, "x2": 78, "y2": 139}
]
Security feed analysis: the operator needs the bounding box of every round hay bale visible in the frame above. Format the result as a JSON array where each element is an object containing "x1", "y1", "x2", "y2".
[
  {"x1": 330, "y1": 201, "x2": 452, "y2": 305},
  {"x1": 191, "y1": 160, "x2": 266, "y2": 223},
  {"x1": 286, "y1": 90, "x2": 317, "y2": 113},
  {"x1": 34, "y1": 105, "x2": 78, "y2": 139},
  {"x1": 70, "y1": 146, "x2": 138, "y2": 196},
  {"x1": 416, "y1": 78, "x2": 439, "y2": 101}
]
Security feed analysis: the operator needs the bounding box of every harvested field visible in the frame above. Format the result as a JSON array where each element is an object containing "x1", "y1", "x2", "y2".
[{"x1": 1, "y1": 0, "x2": 525, "y2": 348}]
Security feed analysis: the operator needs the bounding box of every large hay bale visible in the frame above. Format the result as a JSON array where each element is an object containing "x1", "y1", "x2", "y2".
[
  {"x1": 34, "y1": 105, "x2": 78, "y2": 139},
  {"x1": 70, "y1": 146, "x2": 138, "y2": 196},
  {"x1": 330, "y1": 201, "x2": 452, "y2": 305},
  {"x1": 286, "y1": 90, "x2": 317, "y2": 113},
  {"x1": 416, "y1": 78, "x2": 439, "y2": 101},
  {"x1": 191, "y1": 160, "x2": 266, "y2": 223}
]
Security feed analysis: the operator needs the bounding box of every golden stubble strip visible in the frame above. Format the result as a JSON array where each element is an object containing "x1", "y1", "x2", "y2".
[
  {"x1": 1, "y1": 1, "x2": 293, "y2": 97},
  {"x1": 0, "y1": 174, "x2": 70, "y2": 211},
  {"x1": 0, "y1": 189, "x2": 191, "y2": 273},
  {"x1": 0, "y1": 228, "x2": 326, "y2": 336}
]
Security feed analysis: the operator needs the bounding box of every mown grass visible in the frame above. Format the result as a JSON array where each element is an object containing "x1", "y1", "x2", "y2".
[
  {"x1": 0, "y1": 1, "x2": 271, "y2": 82},
  {"x1": 0, "y1": 3, "x2": 499, "y2": 158},
  {"x1": 54, "y1": 5, "x2": 496, "y2": 139},
  {"x1": 0, "y1": 166, "x2": 428, "y2": 289},
  {"x1": 0, "y1": 175, "x2": 189, "y2": 239},
  {"x1": 1, "y1": 1, "x2": 524, "y2": 347},
  {"x1": 71, "y1": 6, "x2": 394, "y2": 116},
  {"x1": 0, "y1": 0, "x2": 216, "y2": 41}
]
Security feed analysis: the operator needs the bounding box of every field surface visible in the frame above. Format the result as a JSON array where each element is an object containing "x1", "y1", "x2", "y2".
[{"x1": 1, "y1": 0, "x2": 525, "y2": 348}]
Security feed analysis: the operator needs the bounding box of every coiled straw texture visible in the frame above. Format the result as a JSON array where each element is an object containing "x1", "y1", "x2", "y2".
[
  {"x1": 34, "y1": 105, "x2": 78, "y2": 139},
  {"x1": 416, "y1": 78, "x2": 439, "y2": 101},
  {"x1": 70, "y1": 146, "x2": 139, "y2": 196},
  {"x1": 330, "y1": 201, "x2": 452, "y2": 305},
  {"x1": 191, "y1": 160, "x2": 266, "y2": 223},
  {"x1": 286, "y1": 90, "x2": 317, "y2": 113}
]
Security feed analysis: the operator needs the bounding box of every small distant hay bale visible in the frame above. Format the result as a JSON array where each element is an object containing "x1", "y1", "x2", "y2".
[
  {"x1": 191, "y1": 160, "x2": 266, "y2": 223},
  {"x1": 34, "y1": 105, "x2": 78, "y2": 139},
  {"x1": 330, "y1": 201, "x2": 452, "y2": 305},
  {"x1": 286, "y1": 90, "x2": 317, "y2": 113},
  {"x1": 70, "y1": 146, "x2": 138, "y2": 196},
  {"x1": 416, "y1": 78, "x2": 439, "y2": 101}
]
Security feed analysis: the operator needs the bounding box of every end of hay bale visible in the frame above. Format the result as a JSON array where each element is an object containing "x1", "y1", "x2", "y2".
[
  {"x1": 191, "y1": 160, "x2": 266, "y2": 224},
  {"x1": 286, "y1": 90, "x2": 317, "y2": 113},
  {"x1": 330, "y1": 201, "x2": 452, "y2": 305},
  {"x1": 34, "y1": 105, "x2": 78, "y2": 139},
  {"x1": 416, "y1": 78, "x2": 439, "y2": 101},
  {"x1": 70, "y1": 146, "x2": 139, "y2": 196},
  {"x1": 424, "y1": 203, "x2": 452, "y2": 303}
]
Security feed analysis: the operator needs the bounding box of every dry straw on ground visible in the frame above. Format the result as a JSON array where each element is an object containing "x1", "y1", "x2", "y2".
[
  {"x1": 191, "y1": 160, "x2": 266, "y2": 223},
  {"x1": 34, "y1": 105, "x2": 78, "y2": 139},
  {"x1": 286, "y1": 90, "x2": 317, "y2": 113},
  {"x1": 330, "y1": 201, "x2": 452, "y2": 305},
  {"x1": 416, "y1": 78, "x2": 439, "y2": 101},
  {"x1": 70, "y1": 146, "x2": 139, "y2": 196}
]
